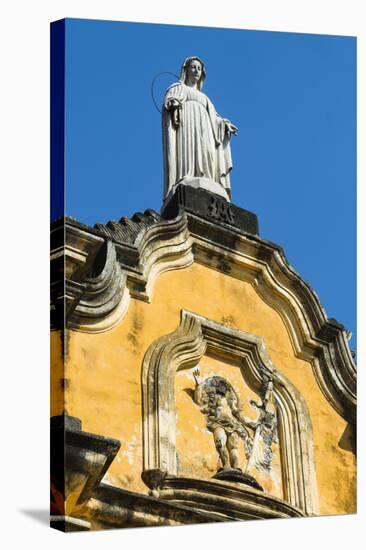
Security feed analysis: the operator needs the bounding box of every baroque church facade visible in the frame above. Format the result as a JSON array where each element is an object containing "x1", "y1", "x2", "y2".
[{"x1": 50, "y1": 183, "x2": 356, "y2": 531}]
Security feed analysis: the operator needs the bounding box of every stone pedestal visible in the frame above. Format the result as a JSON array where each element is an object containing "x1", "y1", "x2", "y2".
[
  {"x1": 161, "y1": 183, "x2": 259, "y2": 235},
  {"x1": 165, "y1": 177, "x2": 231, "y2": 204},
  {"x1": 212, "y1": 468, "x2": 263, "y2": 491},
  {"x1": 141, "y1": 473, "x2": 304, "y2": 521}
]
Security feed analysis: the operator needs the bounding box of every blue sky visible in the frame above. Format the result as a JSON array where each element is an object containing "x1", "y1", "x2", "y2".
[{"x1": 62, "y1": 18, "x2": 356, "y2": 349}]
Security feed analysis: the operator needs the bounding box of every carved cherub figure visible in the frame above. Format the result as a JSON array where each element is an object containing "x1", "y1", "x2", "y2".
[
  {"x1": 193, "y1": 368, "x2": 253, "y2": 470},
  {"x1": 193, "y1": 369, "x2": 278, "y2": 474}
]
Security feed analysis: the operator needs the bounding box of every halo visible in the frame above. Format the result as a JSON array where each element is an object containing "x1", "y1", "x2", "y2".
[{"x1": 151, "y1": 71, "x2": 179, "y2": 114}]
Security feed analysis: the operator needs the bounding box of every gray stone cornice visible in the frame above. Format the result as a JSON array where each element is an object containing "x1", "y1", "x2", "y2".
[
  {"x1": 148, "y1": 475, "x2": 305, "y2": 520},
  {"x1": 50, "y1": 205, "x2": 356, "y2": 423},
  {"x1": 90, "y1": 477, "x2": 304, "y2": 525}
]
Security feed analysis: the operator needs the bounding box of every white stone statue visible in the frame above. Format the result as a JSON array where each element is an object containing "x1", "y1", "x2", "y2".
[{"x1": 162, "y1": 56, "x2": 238, "y2": 204}]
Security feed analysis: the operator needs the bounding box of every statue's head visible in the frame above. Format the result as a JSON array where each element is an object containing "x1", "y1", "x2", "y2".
[
  {"x1": 180, "y1": 56, "x2": 206, "y2": 90},
  {"x1": 216, "y1": 379, "x2": 227, "y2": 396}
]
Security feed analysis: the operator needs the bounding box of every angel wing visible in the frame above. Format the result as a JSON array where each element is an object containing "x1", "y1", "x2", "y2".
[
  {"x1": 249, "y1": 414, "x2": 277, "y2": 472},
  {"x1": 245, "y1": 382, "x2": 278, "y2": 473}
]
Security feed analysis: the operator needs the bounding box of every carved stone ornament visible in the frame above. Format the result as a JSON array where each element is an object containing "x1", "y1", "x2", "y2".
[
  {"x1": 207, "y1": 195, "x2": 235, "y2": 224},
  {"x1": 193, "y1": 372, "x2": 253, "y2": 469},
  {"x1": 193, "y1": 370, "x2": 278, "y2": 478}
]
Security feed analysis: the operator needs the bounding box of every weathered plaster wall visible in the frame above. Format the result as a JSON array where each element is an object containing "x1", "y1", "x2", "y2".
[
  {"x1": 63, "y1": 262, "x2": 356, "y2": 514},
  {"x1": 51, "y1": 330, "x2": 64, "y2": 416}
]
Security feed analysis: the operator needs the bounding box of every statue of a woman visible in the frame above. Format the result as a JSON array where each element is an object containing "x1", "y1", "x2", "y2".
[{"x1": 162, "y1": 57, "x2": 238, "y2": 203}]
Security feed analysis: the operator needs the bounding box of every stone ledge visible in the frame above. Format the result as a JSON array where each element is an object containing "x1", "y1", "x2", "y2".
[
  {"x1": 150, "y1": 475, "x2": 305, "y2": 521},
  {"x1": 50, "y1": 515, "x2": 91, "y2": 533},
  {"x1": 51, "y1": 414, "x2": 121, "y2": 517},
  {"x1": 89, "y1": 482, "x2": 226, "y2": 528}
]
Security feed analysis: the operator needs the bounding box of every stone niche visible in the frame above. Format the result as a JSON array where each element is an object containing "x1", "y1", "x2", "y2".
[
  {"x1": 141, "y1": 309, "x2": 318, "y2": 517},
  {"x1": 174, "y1": 354, "x2": 283, "y2": 499}
]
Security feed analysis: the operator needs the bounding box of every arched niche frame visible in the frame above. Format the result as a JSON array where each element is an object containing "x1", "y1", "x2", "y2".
[{"x1": 141, "y1": 310, "x2": 318, "y2": 516}]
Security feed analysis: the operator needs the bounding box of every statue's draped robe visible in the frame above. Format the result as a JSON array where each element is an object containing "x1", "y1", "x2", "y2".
[{"x1": 162, "y1": 82, "x2": 233, "y2": 199}]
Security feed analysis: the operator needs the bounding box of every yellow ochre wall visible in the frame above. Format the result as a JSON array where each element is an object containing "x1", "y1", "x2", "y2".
[
  {"x1": 55, "y1": 262, "x2": 356, "y2": 516},
  {"x1": 51, "y1": 330, "x2": 64, "y2": 417}
]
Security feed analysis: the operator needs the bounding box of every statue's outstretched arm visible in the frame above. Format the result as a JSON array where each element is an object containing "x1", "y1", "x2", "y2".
[
  {"x1": 213, "y1": 106, "x2": 238, "y2": 135},
  {"x1": 236, "y1": 412, "x2": 258, "y2": 430},
  {"x1": 193, "y1": 368, "x2": 203, "y2": 405}
]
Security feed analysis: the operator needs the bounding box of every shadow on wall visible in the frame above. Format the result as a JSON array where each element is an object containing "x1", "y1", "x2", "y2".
[
  {"x1": 183, "y1": 388, "x2": 195, "y2": 401},
  {"x1": 338, "y1": 423, "x2": 356, "y2": 454}
]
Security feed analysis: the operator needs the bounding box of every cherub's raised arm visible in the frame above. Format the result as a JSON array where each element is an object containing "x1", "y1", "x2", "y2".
[{"x1": 193, "y1": 368, "x2": 203, "y2": 405}]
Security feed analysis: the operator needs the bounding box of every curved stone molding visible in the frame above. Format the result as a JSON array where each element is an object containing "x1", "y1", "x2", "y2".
[
  {"x1": 251, "y1": 247, "x2": 356, "y2": 421},
  {"x1": 141, "y1": 310, "x2": 319, "y2": 516},
  {"x1": 141, "y1": 312, "x2": 207, "y2": 474},
  {"x1": 67, "y1": 240, "x2": 130, "y2": 333},
  {"x1": 274, "y1": 374, "x2": 318, "y2": 513},
  {"x1": 61, "y1": 207, "x2": 356, "y2": 422},
  {"x1": 151, "y1": 476, "x2": 305, "y2": 520},
  {"x1": 62, "y1": 213, "x2": 194, "y2": 333},
  {"x1": 190, "y1": 222, "x2": 356, "y2": 423},
  {"x1": 128, "y1": 212, "x2": 194, "y2": 301}
]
